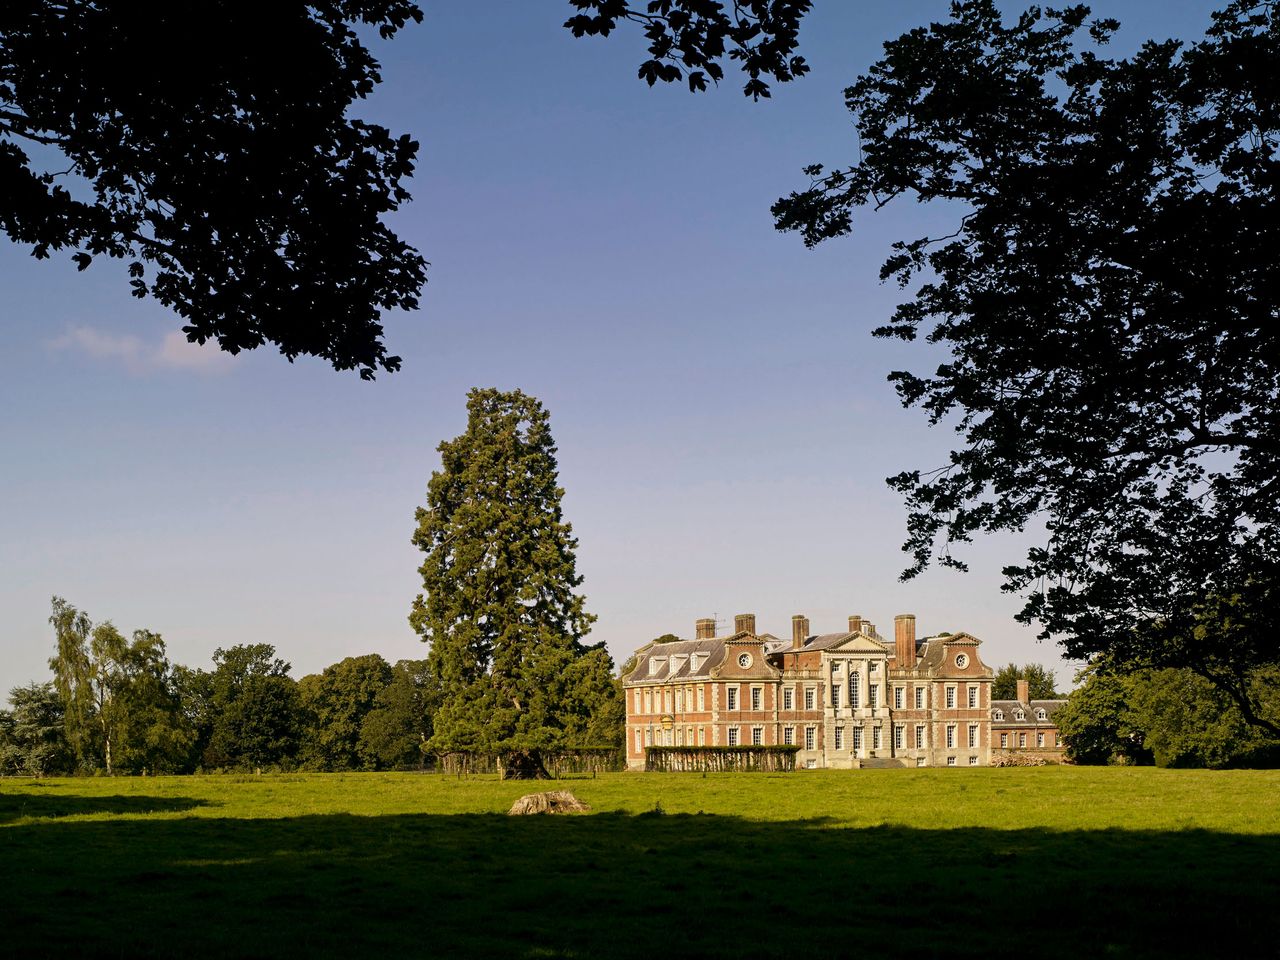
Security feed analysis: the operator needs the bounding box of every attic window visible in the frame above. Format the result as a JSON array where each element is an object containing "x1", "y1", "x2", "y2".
[
  {"x1": 993, "y1": 709, "x2": 1003, "y2": 721},
  {"x1": 651, "y1": 657, "x2": 667, "y2": 676},
  {"x1": 1015, "y1": 710, "x2": 1025, "y2": 721},
  {"x1": 1036, "y1": 708, "x2": 1047, "y2": 721}
]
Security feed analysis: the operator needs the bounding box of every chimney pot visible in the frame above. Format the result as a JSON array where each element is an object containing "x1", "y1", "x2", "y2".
[
  {"x1": 894, "y1": 614, "x2": 917, "y2": 669},
  {"x1": 695, "y1": 618, "x2": 716, "y2": 640},
  {"x1": 734, "y1": 613, "x2": 757, "y2": 636},
  {"x1": 791, "y1": 614, "x2": 809, "y2": 650}
]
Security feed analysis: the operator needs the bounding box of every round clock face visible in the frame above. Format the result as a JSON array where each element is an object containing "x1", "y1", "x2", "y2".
[
  {"x1": 738, "y1": 653, "x2": 753, "y2": 669},
  {"x1": 955, "y1": 653, "x2": 969, "y2": 669}
]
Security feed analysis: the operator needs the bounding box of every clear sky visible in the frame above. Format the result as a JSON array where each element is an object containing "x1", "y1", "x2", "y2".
[{"x1": 0, "y1": 1, "x2": 1224, "y2": 696}]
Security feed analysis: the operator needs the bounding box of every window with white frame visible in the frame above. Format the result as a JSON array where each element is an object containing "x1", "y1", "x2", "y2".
[
  {"x1": 697, "y1": 686, "x2": 705, "y2": 711},
  {"x1": 916, "y1": 757, "x2": 926, "y2": 767},
  {"x1": 645, "y1": 728, "x2": 653, "y2": 746},
  {"x1": 872, "y1": 726, "x2": 882, "y2": 750},
  {"x1": 915, "y1": 725, "x2": 925, "y2": 749},
  {"x1": 994, "y1": 709, "x2": 1004, "y2": 721},
  {"x1": 646, "y1": 689, "x2": 654, "y2": 713},
  {"x1": 894, "y1": 686, "x2": 904, "y2": 709},
  {"x1": 635, "y1": 730, "x2": 642, "y2": 752},
  {"x1": 946, "y1": 725, "x2": 956, "y2": 748},
  {"x1": 783, "y1": 687, "x2": 793, "y2": 711},
  {"x1": 783, "y1": 726, "x2": 794, "y2": 745},
  {"x1": 968, "y1": 686, "x2": 978, "y2": 709},
  {"x1": 870, "y1": 661, "x2": 878, "y2": 673},
  {"x1": 968, "y1": 756, "x2": 979, "y2": 766},
  {"x1": 697, "y1": 727, "x2": 704, "y2": 746},
  {"x1": 751, "y1": 687, "x2": 762, "y2": 711},
  {"x1": 1000, "y1": 733, "x2": 1008, "y2": 748},
  {"x1": 676, "y1": 728, "x2": 683, "y2": 746},
  {"x1": 1037, "y1": 708, "x2": 1047, "y2": 721},
  {"x1": 968, "y1": 724, "x2": 978, "y2": 748},
  {"x1": 852, "y1": 726, "x2": 863, "y2": 753},
  {"x1": 1037, "y1": 732, "x2": 1045, "y2": 748},
  {"x1": 946, "y1": 686, "x2": 956, "y2": 709},
  {"x1": 728, "y1": 727, "x2": 739, "y2": 746},
  {"x1": 915, "y1": 687, "x2": 924, "y2": 709},
  {"x1": 849, "y1": 674, "x2": 860, "y2": 708},
  {"x1": 753, "y1": 726, "x2": 763, "y2": 746},
  {"x1": 894, "y1": 725, "x2": 904, "y2": 750},
  {"x1": 1015, "y1": 709, "x2": 1025, "y2": 721},
  {"x1": 1019, "y1": 733, "x2": 1027, "y2": 748},
  {"x1": 831, "y1": 685, "x2": 841, "y2": 710},
  {"x1": 727, "y1": 687, "x2": 738, "y2": 711},
  {"x1": 675, "y1": 689, "x2": 683, "y2": 712},
  {"x1": 805, "y1": 727, "x2": 816, "y2": 751},
  {"x1": 804, "y1": 688, "x2": 816, "y2": 711},
  {"x1": 869, "y1": 685, "x2": 879, "y2": 709},
  {"x1": 834, "y1": 727, "x2": 844, "y2": 750},
  {"x1": 946, "y1": 756, "x2": 957, "y2": 766}
]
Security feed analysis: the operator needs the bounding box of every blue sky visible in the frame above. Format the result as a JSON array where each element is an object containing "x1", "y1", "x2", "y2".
[{"x1": 0, "y1": 1, "x2": 1223, "y2": 694}]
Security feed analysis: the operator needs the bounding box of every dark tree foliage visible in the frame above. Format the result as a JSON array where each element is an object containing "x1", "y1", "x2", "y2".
[
  {"x1": 564, "y1": 0, "x2": 812, "y2": 97},
  {"x1": 0, "y1": 683, "x2": 71, "y2": 776},
  {"x1": 298, "y1": 654, "x2": 393, "y2": 771},
  {"x1": 773, "y1": 1, "x2": 1280, "y2": 734},
  {"x1": 357, "y1": 658, "x2": 439, "y2": 769},
  {"x1": 0, "y1": 1, "x2": 426, "y2": 378},
  {"x1": 992, "y1": 662, "x2": 1059, "y2": 700},
  {"x1": 197, "y1": 644, "x2": 301, "y2": 769},
  {"x1": 409, "y1": 388, "x2": 614, "y2": 778}
]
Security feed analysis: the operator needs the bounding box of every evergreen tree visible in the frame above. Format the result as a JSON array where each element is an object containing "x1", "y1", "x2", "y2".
[
  {"x1": 0, "y1": 683, "x2": 70, "y2": 776},
  {"x1": 410, "y1": 388, "x2": 609, "y2": 778}
]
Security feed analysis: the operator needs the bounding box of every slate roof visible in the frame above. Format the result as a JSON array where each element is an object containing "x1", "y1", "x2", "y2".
[
  {"x1": 621, "y1": 636, "x2": 726, "y2": 684},
  {"x1": 991, "y1": 698, "x2": 1066, "y2": 724}
]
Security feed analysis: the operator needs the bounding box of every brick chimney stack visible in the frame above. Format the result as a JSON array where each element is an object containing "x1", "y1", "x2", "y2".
[
  {"x1": 1017, "y1": 678, "x2": 1030, "y2": 704},
  {"x1": 734, "y1": 613, "x2": 756, "y2": 636},
  {"x1": 848, "y1": 615, "x2": 863, "y2": 635},
  {"x1": 695, "y1": 618, "x2": 716, "y2": 640},
  {"x1": 791, "y1": 615, "x2": 809, "y2": 650},
  {"x1": 895, "y1": 614, "x2": 917, "y2": 669}
]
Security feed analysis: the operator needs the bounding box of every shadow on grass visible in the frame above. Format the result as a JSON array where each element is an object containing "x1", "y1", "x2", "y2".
[
  {"x1": 2, "y1": 808, "x2": 1276, "y2": 959},
  {"x1": 0, "y1": 791, "x2": 211, "y2": 824}
]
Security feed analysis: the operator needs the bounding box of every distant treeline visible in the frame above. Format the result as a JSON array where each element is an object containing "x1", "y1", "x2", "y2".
[{"x1": 0, "y1": 597, "x2": 619, "y2": 777}]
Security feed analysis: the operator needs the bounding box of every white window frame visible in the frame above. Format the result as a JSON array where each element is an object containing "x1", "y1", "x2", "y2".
[
  {"x1": 968, "y1": 724, "x2": 978, "y2": 748},
  {"x1": 752, "y1": 726, "x2": 763, "y2": 746},
  {"x1": 852, "y1": 726, "x2": 863, "y2": 753},
  {"x1": 728, "y1": 726, "x2": 739, "y2": 746},
  {"x1": 805, "y1": 727, "x2": 816, "y2": 751},
  {"x1": 783, "y1": 687, "x2": 794, "y2": 711},
  {"x1": 894, "y1": 725, "x2": 904, "y2": 750},
  {"x1": 915, "y1": 687, "x2": 925, "y2": 709},
  {"x1": 697, "y1": 686, "x2": 705, "y2": 711},
  {"x1": 750, "y1": 687, "x2": 762, "y2": 711},
  {"x1": 804, "y1": 687, "x2": 816, "y2": 711},
  {"x1": 872, "y1": 726, "x2": 882, "y2": 750},
  {"x1": 968, "y1": 686, "x2": 978, "y2": 709},
  {"x1": 834, "y1": 727, "x2": 844, "y2": 750},
  {"x1": 727, "y1": 687, "x2": 738, "y2": 711},
  {"x1": 915, "y1": 725, "x2": 925, "y2": 749},
  {"x1": 831, "y1": 685, "x2": 841, "y2": 710},
  {"x1": 869, "y1": 684, "x2": 879, "y2": 709},
  {"x1": 946, "y1": 686, "x2": 956, "y2": 709},
  {"x1": 894, "y1": 686, "x2": 904, "y2": 709},
  {"x1": 946, "y1": 724, "x2": 956, "y2": 749},
  {"x1": 1000, "y1": 733, "x2": 1008, "y2": 748},
  {"x1": 783, "y1": 726, "x2": 794, "y2": 745},
  {"x1": 946, "y1": 756, "x2": 957, "y2": 767}
]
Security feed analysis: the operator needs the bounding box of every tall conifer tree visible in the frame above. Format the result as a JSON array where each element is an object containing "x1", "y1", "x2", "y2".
[{"x1": 410, "y1": 388, "x2": 606, "y2": 778}]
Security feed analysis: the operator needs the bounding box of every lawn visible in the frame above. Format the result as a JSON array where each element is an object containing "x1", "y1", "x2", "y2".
[{"x1": 2, "y1": 768, "x2": 1277, "y2": 958}]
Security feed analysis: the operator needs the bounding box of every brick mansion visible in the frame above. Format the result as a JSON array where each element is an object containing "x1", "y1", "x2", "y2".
[{"x1": 622, "y1": 613, "x2": 1065, "y2": 770}]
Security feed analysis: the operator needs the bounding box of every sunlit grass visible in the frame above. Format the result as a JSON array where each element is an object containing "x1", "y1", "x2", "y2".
[{"x1": 2, "y1": 769, "x2": 1278, "y2": 958}]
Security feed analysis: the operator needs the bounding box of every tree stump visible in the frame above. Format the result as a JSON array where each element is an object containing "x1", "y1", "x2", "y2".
[{"x1": 506, "y1": 791, "x2": 591, "y2": 815}]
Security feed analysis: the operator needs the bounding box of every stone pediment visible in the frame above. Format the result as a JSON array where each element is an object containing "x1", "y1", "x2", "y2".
[{"x1": 821, "y1": 633, "x2": 890, "y2": 655}]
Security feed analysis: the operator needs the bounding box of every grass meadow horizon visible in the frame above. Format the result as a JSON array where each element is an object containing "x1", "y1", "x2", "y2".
[{"x1": 2, "y1": 767, "x2": 1278, "y2": 958}]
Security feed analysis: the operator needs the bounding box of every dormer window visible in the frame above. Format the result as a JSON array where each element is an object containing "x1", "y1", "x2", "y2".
[
  {"x1": 1036, "y1": 708, "x2": 1047, "y2": 721},
  {"x1": 1015, "y1": 710, "x2": 1025, "y2": 721},
  {"x1": 993, "y1": 709, "x2": 1004, "y2": 721},
  {"x1": 691, "y1": 653, "x2": 705, "y2": 671},
  {"x1": 651, "y1": 657, "x2": 667, "y2": 676}
]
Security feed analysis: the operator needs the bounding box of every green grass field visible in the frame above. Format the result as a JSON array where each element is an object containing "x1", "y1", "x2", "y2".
[{"x1": 2, "y1": 768, "x2": 1278, "y2": 958}]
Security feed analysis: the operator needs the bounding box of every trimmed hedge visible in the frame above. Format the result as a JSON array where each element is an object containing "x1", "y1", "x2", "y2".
[{"x1": 645, "y1": 745, "x2": 799, "y2": 773}]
